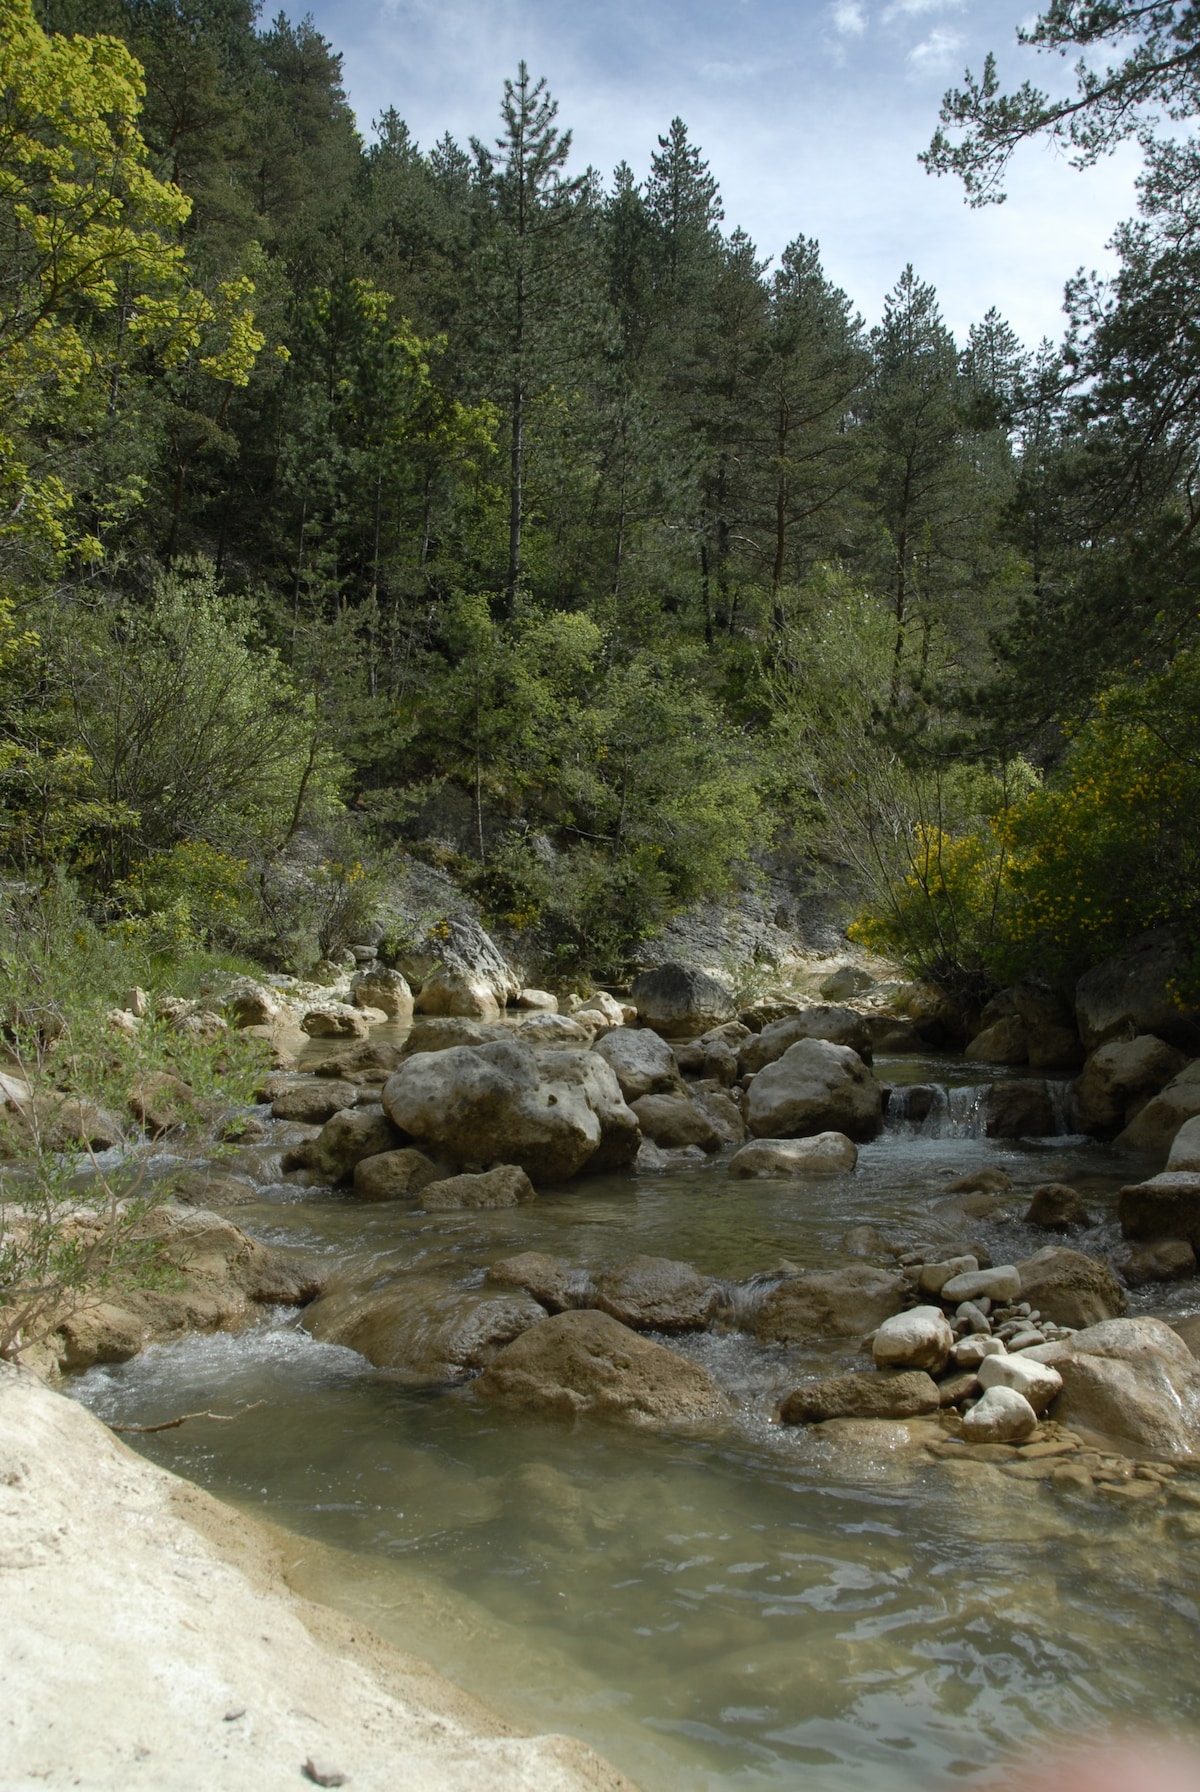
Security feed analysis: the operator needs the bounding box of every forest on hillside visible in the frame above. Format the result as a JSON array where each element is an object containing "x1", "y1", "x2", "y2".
[{"x1": 2, "y1": 0, "x2": 1198, "y2": 995}]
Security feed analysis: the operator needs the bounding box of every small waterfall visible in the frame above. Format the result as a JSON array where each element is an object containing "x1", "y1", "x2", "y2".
[
  {"x1": 883, "y1": 1079, "x2": 1074, "y2": 1140},
  {"x1": 883, "y1": 1082, "x2": 990, "y2": 1141}
]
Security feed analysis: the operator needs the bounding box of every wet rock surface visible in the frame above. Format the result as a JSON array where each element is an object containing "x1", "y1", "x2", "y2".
[{"x1": 473, "y1": 1309, "x2": 731, "y2": 1423}]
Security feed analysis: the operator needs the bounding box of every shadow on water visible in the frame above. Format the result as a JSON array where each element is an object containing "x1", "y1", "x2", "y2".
[{"x1": 69, "y1": 1046, "x2": 1200, "y2": 1792}]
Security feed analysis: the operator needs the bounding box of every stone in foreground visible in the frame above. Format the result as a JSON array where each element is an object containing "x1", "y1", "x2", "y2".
[
  {"x1": 960, "y1": 1386, "x2": 1038, "y2": 1443},
  {"x1": 592, "y1": 1255, "x2": 722, "y2": 1332},
  {"x1": 754, "y1": 1266, "x2": 906, "y2": 1342},
  {"x1": 728, "y1": 1133, "x2": 857, "y2": 1176},
  {"x1": 473, "y1": 1309, "x2": 730, "y2": 1424},
  {"x1": 1118, "y1": 1172, "x2": 1200, "y2": 1250},
  {"x1": 1015, "y1": 1246, "x2": 1126, "y2": 1328},
  {"x1": 872, "y1": 1305, "x2": 954, "y2": 1373},
  {"x1": 939, "y1": 1265, "x2": 1022, "y2": 1305},
  {"x1": 976, "y1": 1351, "x2": 1063, "y2": 1415},
  {"x1": 420, "y1": 1164, "x2": 536, "y2": 1210},
  {"x1": 745, "y1": 1038, "x2": 882, "y2": 1142},
  {"x1": 1033, "y1": 1316, "x2": 1200, "y2": 1460},
  {"x1": 778, "y1": 1370, "x2": 940, "y2": 1425}
]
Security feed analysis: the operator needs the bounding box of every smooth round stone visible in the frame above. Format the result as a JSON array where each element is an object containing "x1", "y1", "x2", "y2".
[
  {"x1": 728, "y1": 1133, "x2": 858, "y2": 1177},
  {"x1": 941, "y1": 1266, "x2": 1022, "y2": 1304},
  {"x1": 872, "y1": 1304, "x2": 954, "y2": 1372},
  {"x1": 960, "y1": 1385, "x2": 1039, "y2": 1443},
  {"x1": 978, "y1": 1350, "x2": 1064, "y2": 1415}
]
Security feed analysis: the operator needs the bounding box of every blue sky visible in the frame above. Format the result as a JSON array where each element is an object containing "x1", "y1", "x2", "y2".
[{"x1": 303, "y1": 0, "x2": 1144, "y2": 347}]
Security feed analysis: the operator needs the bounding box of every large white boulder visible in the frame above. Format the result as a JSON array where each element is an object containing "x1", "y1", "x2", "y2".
[
  {"x1": 1168, "y1": 1113, "x2": 1200, "y2": 1171},
  {"x1": 1069, "y1": 1035, "x2": 1186, "y2": 1134},
  {"x1": 728, "y1": 1134, "x2": 858, "y2": 1177},
  {"x1": 745, "y1": 1038, "x2": 882, "y2": 1142},
  {"x1": 1120, "y1": 1062, "x2": 1200, "y2": 1154},
  {"x1": 872, "y1": 1305, "x2": 954, "y2": 1373},
  {"x1": 961, "y1": 1386, "x2": 1038, "y2": 1443},
  {"x1": 630, "y1": 962, "x2": 736, "y2": 1039},
  {"x1": 1033, "y1": 1316, "x2": 1200, "y2": 1460},
  {"x1": 381, "y1": 1039, "x2": 640, "y2": 1183},
  {"x1": 592, "y1": 1027, "x2": 681, "y2": 1101},
  {"x1": 738, "y1": 1006, "x2": 873, "y2": 1076}
]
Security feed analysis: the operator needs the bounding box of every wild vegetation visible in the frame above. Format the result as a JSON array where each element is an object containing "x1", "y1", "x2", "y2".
[{"x1": 0, "y1": 0, "x2": 1197, "y2": 998}]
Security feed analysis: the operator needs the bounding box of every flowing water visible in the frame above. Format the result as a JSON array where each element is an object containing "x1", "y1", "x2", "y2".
[{"x1": 69, "y1": 1050, "x2": 1200, "y2": 1790}]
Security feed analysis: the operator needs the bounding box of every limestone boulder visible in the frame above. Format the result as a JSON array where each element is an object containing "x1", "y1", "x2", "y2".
[
  {"x1": 1169, "y1": 1113, "x2": 1200, "y2": 1171},
  {"x1": 738, "y1": 1007, "x2": 873, "y2": 1076},
  {"x1": 128, "y1": 1072, "x2": 197, "y2": 1138},
  {"x1": 414, "y1": 967, "x2": 501, "y2": 1022},
  {"x1": 1120, "y1": 1238, "x2": 1195, "y2": 1286},
  {"x1": 222, "y1": 979, "x2": 281, "y2": 1028},
  {"x1": 536, "y1": 1049, "x2": 641, "y2": 1172},
  {"x1": 1024, "y1": 1183, "x2": 1092, "y2": 1231},
  {"x1": 985, "y1": 1080, "x2": 1057, "y2": 1139},
  {"x1": 1070, "y1": 1035, "x2": 1186, "y2": 1135},
  {"x1": 576, "y1": 991, "x2": 624, "y2": 1027},
  {"x1": 630, "y1": 963, "x2": 736, "y2": 1040},
  {"x1": 350, "y1": 967, "x2": 413, "y2": 1022},
  {"x1": 1075, "y1": 927, "x2": 1200, "y2": 1054},
  {"x1": 1015, "y1": 1246, "x2": 1127, "y2": 1328},
  {"x1": 872, "y1": 1306, "x2": 954, "y2": 1373},
  {"x1": 303, "y1": 1277, "x2": 544, "y2": 1382},
  {"x1": 420, "y1": 1165, "x2": 536, "y2": 1210},
  {"x1": 940, "y1": 1265, "x2": 1021, "y2": 1303},
  {"x1": 745, "y1": 1038, "x2": 882, "y2": 1142},
  {"x1": 270, "y1": 1080, "x2": 357, "y2": 1124},
  {"x1": 286, "y1": 1106, "x2": 403, "y2": 1184},
  {"x1": 965, "y1": 1015, "x2": 1029, "y2": 1066},
  {"x1": 961, "y1": 1386, "x2": 1037, "y2": 1444},
  {"x1": 691, "y1": 1085, "x2": 746, "y2": 1144},
  {"x1": 591, "y1": 1027, "x2": 681, "y2": 1101},
  {"x1": 302, "y1": 1003, "x2": 369, "y2": 1041},
  {"x1": 391, "y1": 914, "x2": 520, "y2": 1008},
  {"x1": 728, "y1": 1134, "x2": 857, "y2": 1177},
  {"x1": 514, "y1": 988, "x2": 558, "y2": 1012},
  {"x1": 630, "y1": 1091, "x2": 721, "y2": 1153},
  {"x1": 674, "y1": 1035, "x2": 739, "y2": 1085},
  {"x1": 1038, "y1": 1316, "x2": 1200, "y2": 1459},
  {"x1": 974, "y1": 983, "x2": 1083, "y2": 1071},
  {"x1": 1118, "y1": 1061, "x2": 1200, "y2": 1154},
  {"x1": 1117, "y1": 1171, "x2": 1200, "y2": 1249},
  {"x1": 485, "y1": 1252, "x2": 578, "y2": 1312},
  {"x1": 592, "y1": 1255, "x2": 722, "y2": 1332},
  {"x1": 352, "y1": 1147, "x2": 442, "y2": 1202},
  {"x1": 398, "y1": 1018, "x2": 509, "y2": 1057},
  {"x1": 819, "y1": 965, "x2": 875, "y2": 1001},
  {"x1": 778, "y1": 1370, "x2": 940, "y2": 1425},
  {"x1": 753, "y1": 1266, "x2": 906, "y2": 1343},
  {"x1": 12, "y1": 1093, "x2": 124, "y2": 1154},
  {"x1": 382, "y1": 1038, "x2": 633, "y2": 1183},
  {"x1": 473, "y1": 1309, "x2": 730, "y2": 1424}
]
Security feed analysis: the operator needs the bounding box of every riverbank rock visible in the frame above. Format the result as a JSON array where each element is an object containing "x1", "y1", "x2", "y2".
[
  {"x1": 350, "y1": 967, "x2": 413, "y2": 1021},
  {"x1": 302, "y1": 1003, "x2": 370, "y2": 1040},
  {"x1": 1035, "y1": 1316, "x2": 1200, "y2": 1459},
  {"x1": 38, "y1": 1207, "x2": 322, "y2": 1376},
  {"x1": 738, "y1": 1007, "x2": 873, "y2": 1076},
  {"x1": 536, "y1": 1049, "x2": 641, "y2": 1172},
  {"x1": 303, "y1": 1277, "x2": 544, "y2": 1381},
  {"x1": 413, "y1": 966, "x2": 501, "y2": 1022},
  {"x1": 222, "y1": 978, "x2": 281, "y2": 1028},
  {"x1": 728, "y1": 1134, "x2": 858, "y2": 1177},
  {"x1": 1169, "y1": 1115, "x2": 1200, "y2": 1170},
  {"x1": 128, "y1": 1071, "x2": 199, "y2": 1137},
  {"x1": 393, "y1": 914, "x2": 520, "y2": 1010},
  {"x1": 1070, "y1": 1035, "x2": 1186, "y2": 1135},
  {"x1": 1015, "y1": 1246, "x2": 1126, "y2": 1328},
  {"x1": 270, "y1": 1079, "x2": 358, "y2": 1124},
  {"x1": 965, "y1": 1015, "x2": 1029, "y2": 1066},
  {"x1": 397, "y1": 1018, "x2": 509, "y2": 1058},
  {"x1": 591, "y1": 1027, "x2": 681, "y2": 1101},
  {"x1": 985, "y1": 1080, "x2": 1056, "y2": 1139},
  {"x1": 1120, "y1": 1238, "x2": 1196, "y2": 1285},
  {"x1": 1024, "y1": 1183, "x2": 1092, "y2": 1230},
  {"x1": 1118, "y1": 1062, "x2": 1200, "y2": 1154},
  {"x1": 630, "y1": 1091, "x2": 721, "y2": 1152},
  {"x1": 592, "y1": 1256, "x2": 722, "y2": 1331},
  {"x1": 746, "y1": 1039, "x2": 882, "y2": 1142},
  {"x1": 1075, "y1": 927, "x2": 1200, "y2": 1054},
  {"x1": 779, "y1": 1370, "x2": 940, "y2": 1424},
  {"x1": 630, "y1": 963, "x2": 736, "y2": 1040},
  {"x1": 381, "y1": 1038, "x2": 634, "y2": 1183},
  {"x1": 288, "y1": 1106, "x2": 403, "y2": 1183},
  {"x1": 577, "y1": 991, "x2": 625, "y2": 1026},
  {"x1": 5, "y1": 1092, "x2": 124, "y2": 1155},
  {"x1": 961, "y1": 1385, "x2": 1038, "y2": 1443},
  {"x1": 473, "y1": 1309, "x2": 730, "y2": 1424},
  {"x1": 352, "y1": 1147, "x2": 442, "y2": 1202},
  {"x1": 753, "y1": 1266, "x2": 906, "y2": 1342},
  {"x1": 1117, "y1": 1171, "x2": 1200, "y2": 1250},
  {"x1": 514, "y1": 987, "x2": 558, "y2": 1012},
  {"x1": 872, "y1": 1306, "x2": 953, "y2": 1372},
  {"x1": 940, "y1": 1265, "x2": 1021, "y2": 1304},
  {"x1": 420, "y1": 1165, "x2": 537, "y2": 1210}
]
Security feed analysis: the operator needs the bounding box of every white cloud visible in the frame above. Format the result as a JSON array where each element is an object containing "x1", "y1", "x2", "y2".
[
  {"x1": 884, "y1": 0, "x2": 963, "y2": 18},
  {"x1": 829, "y1": 0, "x2": 867, "y2": 36},
  {"x1": 906, "y1": 26, "x2": 964, "y2": 71}
]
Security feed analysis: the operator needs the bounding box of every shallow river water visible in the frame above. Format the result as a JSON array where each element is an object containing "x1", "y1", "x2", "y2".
[{"x1": 70, "y1": 1051, "x2": 1200, "y2": 1791}]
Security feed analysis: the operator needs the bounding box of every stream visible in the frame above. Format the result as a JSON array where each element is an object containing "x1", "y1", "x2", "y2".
[{"x1": 69, "y1": 1046, "x2": 1200, "y2": 1791}]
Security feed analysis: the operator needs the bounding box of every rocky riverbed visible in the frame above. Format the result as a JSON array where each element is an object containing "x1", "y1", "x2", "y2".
[{"x1": 13, "y1": 937, "x2": 1200, "y2": 1789}]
